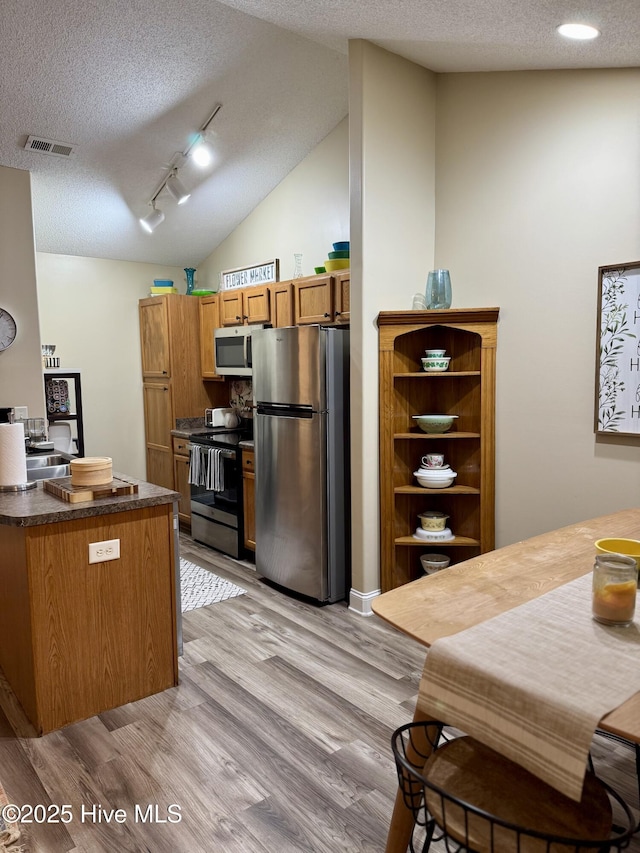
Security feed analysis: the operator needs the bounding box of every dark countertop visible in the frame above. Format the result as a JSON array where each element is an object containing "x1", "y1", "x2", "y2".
[
  {"x1": 0, "y1": 473, "x2": 179, "y2": 528},
  {"x1": 239, "y1": 440, "x2": 254, "y2": 450}
]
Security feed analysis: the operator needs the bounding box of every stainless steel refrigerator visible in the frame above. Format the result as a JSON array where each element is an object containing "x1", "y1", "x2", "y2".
[{"x1": 252, "y1": 325, "x2": 350, "y2": 603}]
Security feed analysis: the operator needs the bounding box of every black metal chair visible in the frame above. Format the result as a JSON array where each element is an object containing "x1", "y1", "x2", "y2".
[{"x1": 392, "y1": 721, "x2": 637, "y2": 853}]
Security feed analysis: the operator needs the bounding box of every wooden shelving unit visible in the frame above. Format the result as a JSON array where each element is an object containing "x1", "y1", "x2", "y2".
[
  {"x1": 378, "y1": 308, "x2": 499, "y2": 592},
  {"x1": 44, "y1": 369, "x2": 85, "y2": 456}
]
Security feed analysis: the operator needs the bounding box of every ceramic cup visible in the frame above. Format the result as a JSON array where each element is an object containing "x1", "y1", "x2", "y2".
[{"x1": 422, "y1": 453, "x2": 445, "y2": 468}]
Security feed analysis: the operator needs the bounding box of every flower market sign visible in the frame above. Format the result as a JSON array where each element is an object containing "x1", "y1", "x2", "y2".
[
  {"x1": 595, "y1": 261, "x2": 640, "y2": 435},
  {"x1": 220, "y1": 259, "x2": 279, "y2": 290}
]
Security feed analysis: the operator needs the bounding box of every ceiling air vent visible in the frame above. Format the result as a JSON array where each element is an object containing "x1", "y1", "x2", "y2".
[{"x1": 24, "y1": 135, "x2": 75, "y2": 158}]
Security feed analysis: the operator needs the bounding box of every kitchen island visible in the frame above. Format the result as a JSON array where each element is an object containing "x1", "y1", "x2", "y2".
[{"x1": 0, "y1": 475, "x2": 180, "y2": 735}]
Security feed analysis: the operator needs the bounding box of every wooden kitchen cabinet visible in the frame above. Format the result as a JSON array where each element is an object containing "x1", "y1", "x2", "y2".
[
  {"x1": 269, "y1": 281, "x2": 294, "y2": 327},
  {"x1": 140, "y1": 297, "x2": 171, "y2": 377},
  {"x1": 378, "y1": 308, "x2": 499, "y2": 592},
  {"x1": 242, "y1": 448, "x2": 256, "y2": 551},
  {"x1": 173, "y1": 435, "x2": 191, "y2": 528},
  {"x1": 0, "y1": 503, "x2": 178, "y2": 734},
  {"x1": 199, "y1": 294, "x2": 224, "y2": 380},
  {"x1": 294, "y1": 274, "x2": 334, "y2": 324},
  {"x1": 333, "y1": 271, "x2": 350, "y2": 324},
  {"x1": 294, "y1": 272, "x2": 350, "y2": 325},
  {"x1": 139, "y1": 294, "x2": 227, "y2": 490},
  {"x1": 220, "y1": 285, "x2": 271, "y2": 326}
]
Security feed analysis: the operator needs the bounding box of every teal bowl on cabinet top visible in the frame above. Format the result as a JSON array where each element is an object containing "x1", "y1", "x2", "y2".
[
  {"x1": 328, "y1": 250, "x2": 350, "y2": 259},
  {"x1": 332, "y1": 241, "x2": 350, "y2": 252}
]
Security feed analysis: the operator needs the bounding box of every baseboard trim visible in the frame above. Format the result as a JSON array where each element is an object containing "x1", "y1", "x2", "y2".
[{"x1": 348, "y1": 587, "x2": 381, "y2": 616}]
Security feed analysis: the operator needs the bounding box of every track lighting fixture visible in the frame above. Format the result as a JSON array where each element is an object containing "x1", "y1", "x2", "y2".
[
  {"x1": 139, "y1": 102, "x2": 222, "y2": 234},
  {"x1": 139, "y1": 202, "x2": 165, "y2": 233},
  {"x1": 166, "y1": 170, "x2": 191, "y2": 204}
]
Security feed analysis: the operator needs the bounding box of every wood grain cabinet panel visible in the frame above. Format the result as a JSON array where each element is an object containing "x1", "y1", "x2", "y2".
[
  {"x1": 199, "y1": 294, "x2": 223, "y2": 379},
  {"x1": 220, "y1": 291, "x2": 245, "y2": 326},
  {"x1": 294, "y1": 275, "x2": 334, "y2": 324},
  {"x1": 139, "y1": 294, "x2": 229, "y2": 489},
  {"x1": 140, "y1": 298, "x2": 170, "y2": 377},
  {"x1": 378, "y1": 308, "x2": 499, "y2": 592},
  {"x1": 242, "y1": 449, "x2": 255, "y2": 551},
  {"x1": 0, "y1": 505, "x2": 178, "y2": 735},
  {"x1": 334, "y1": 271, "x2": 350, "y2": 324},
  {"x1": 269, "y1": 282, "x2": 294, "y2": 327},
  {"x1": 173, "y1": 436, "x2": 191, "y2": 527}
]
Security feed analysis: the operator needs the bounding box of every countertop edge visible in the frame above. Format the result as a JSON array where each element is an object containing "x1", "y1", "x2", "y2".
[{"x1": 0, "y1": 473, "x2": 180, "y2": 527}]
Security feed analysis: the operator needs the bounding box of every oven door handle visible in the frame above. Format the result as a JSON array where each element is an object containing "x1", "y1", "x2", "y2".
[{"x1": 188, "y1": 443, "x2": 237, "y2": 460}]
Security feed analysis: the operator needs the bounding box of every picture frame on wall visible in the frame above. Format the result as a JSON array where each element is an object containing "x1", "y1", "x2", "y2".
[
  {"x1": 595, "y1": 261, "x2": 640, "y2": 435},
  {"x1": 220, "y1": 259, "x2": 279, "y2": 291}
]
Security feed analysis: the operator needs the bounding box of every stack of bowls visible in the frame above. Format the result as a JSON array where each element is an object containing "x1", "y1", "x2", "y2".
[
  {"x1": 421, "y1": 348, "x2": 450, "y2": 372},
  {"x1": 324, "y1": 241, "x2": 350, "y2": 273},
  {"x1": 414, "y1": 462, "x2": 457, "y2": 489},
  {"x1": 150, "y1": 279, "x2": 177, "y2": 295}
]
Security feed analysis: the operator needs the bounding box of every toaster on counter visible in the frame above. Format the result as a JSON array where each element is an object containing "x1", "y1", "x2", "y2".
[{"x1": 205, "y1": 407, "x2": 233, "y2": 427}]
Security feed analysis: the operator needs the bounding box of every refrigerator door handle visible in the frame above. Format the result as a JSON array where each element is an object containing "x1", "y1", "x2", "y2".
[{"x1": 256, "y1": 403, "x2": 314, "y2": 418}]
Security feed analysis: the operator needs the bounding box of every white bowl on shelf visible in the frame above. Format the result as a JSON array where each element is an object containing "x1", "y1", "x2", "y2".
[
  {"x1": 421, "y1": 356, "x2": 451, "y2": 372},
  {"x1": 413, "y1": 527, "x2": 454, "y2": 541},
  {"x1": 414, "y1": 468, "x2": 457, "y2": 488},
  {"x1": 413, "y1": 414, "x2": 458, "y2": 434}
]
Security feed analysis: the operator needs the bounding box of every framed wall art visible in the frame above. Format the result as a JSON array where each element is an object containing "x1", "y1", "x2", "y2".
[
  {"x1": 595, "y1": 261, "x2": 640, "y2": 435},
  {"x1": 220, "y1": 259, "x2": 279, "y2": 290}
]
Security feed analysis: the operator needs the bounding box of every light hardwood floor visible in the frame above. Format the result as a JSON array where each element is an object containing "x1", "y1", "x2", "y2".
[{"x1": 0, "y1": 536, "x2": 426, "y2": 853}]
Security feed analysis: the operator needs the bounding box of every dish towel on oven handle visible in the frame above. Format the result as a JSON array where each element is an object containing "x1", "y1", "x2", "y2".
[
  {"x1": 188, "y1": 445, "x2": 203, "y2": 486},
  {"x1": 206, "y1": 447, "x2": 225, "y2": 492},
  {"x1": 188, "y1": 445, "x2": 225, "y2": 491}
]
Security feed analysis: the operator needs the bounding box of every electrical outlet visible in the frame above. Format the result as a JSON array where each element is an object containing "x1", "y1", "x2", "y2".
[
  {"x1": 14, "y1": 406, "x2": 28, "y2": 420},
  {"x1": 88, "y1": 538, "x2": 120, "y2": 564}
]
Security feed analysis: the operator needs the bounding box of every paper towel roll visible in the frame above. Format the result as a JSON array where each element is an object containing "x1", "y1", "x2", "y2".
[{"x1": 0, "y1": 423, "x2": 28, "y2": 486}]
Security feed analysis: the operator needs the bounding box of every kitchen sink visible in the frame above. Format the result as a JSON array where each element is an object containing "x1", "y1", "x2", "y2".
[
  {"x1": 26, "y1": 463, "x2": 71, "y2": 481},
  {"x1": 26, "y1": 454, "x2": 68, "y2": 468}
]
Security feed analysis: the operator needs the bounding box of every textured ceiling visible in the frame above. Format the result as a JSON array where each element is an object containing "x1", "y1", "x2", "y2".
[{"x1": 1, "y1": 0, "x2": 638, "y2": 266}]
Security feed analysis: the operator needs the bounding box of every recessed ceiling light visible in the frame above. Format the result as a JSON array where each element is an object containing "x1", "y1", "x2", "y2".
[{"x1": 557, "y1": 23, "x2": 600, "y2": 40}]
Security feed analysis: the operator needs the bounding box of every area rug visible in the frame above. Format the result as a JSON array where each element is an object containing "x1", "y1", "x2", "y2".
[
  {"x1": 180, "y1": 558, "x2": 246, "y2": 612},
  {"x1": 0, "y1": 782, "x2": 25, "y2": 852}
]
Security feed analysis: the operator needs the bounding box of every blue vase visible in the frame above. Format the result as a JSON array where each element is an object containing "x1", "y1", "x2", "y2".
[{"x1": 184, "y1": 268, "x2": 196, "y2": 295}]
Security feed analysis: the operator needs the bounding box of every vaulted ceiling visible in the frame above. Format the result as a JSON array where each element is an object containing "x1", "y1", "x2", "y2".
[{"x1": 1, "y1": 0, "x2": 637, "y2": 266}]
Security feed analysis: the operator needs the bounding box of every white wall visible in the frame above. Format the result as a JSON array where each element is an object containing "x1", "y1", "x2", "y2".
[
  {"x1": 349, "y1": 40, "x2": 437, "y2": 604},
  {"x1": 198, "y1": 118, "x2": 349, "y2": 286},
  {"x1": 435, "y1": 69, "x2": 640, "y2": 544},
  {"x1": 36, "y1": 254, "x2": 183, "y2": 476},
  {"x1": 0, "y1": 166, "x2": 46, "y2": 418}
]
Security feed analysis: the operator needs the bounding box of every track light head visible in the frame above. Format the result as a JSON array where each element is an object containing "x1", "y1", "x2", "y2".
[
  {"x1": 190, "y1": 135, "x2": 213, "y2": 168},
  {"x1": 139, "y1": 203, "x2": 165, "y2": 233},
  {"x1": 166, "y1": 171, "x2": 191, "y2": 205}
]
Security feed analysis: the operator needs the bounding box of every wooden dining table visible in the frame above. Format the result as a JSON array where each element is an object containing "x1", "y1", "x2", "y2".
[{"x1": 372, "y1": 508, "x2": 640, "y2": 853}]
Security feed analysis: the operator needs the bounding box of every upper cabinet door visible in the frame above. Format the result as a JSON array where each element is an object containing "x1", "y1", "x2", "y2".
[
  {"x1": 199, "y1": 295, "x2": 221, "y2": 379},
  {"x1": 220, "y1": 291, "x2": 245, "y2": 326},
  {"x1": 139, "y1": 298, "x2": 170, "y2": 377},
  {"x1": 294, "y1": 276, "x2": 333, "y2": 325},
  {"x1": 244, "y1": 285, "x2": 271, "y2": 324},
  {"x1": 270, "y1": 282, "x2": 294, "y2": 328},
  {"x1": 333, "y1": 272, "x2": 350, "y2": 324}
]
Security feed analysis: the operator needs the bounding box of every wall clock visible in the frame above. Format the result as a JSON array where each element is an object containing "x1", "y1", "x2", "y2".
[{"x1": 0, "y1": 308, "x2": 17, "y2": 352}]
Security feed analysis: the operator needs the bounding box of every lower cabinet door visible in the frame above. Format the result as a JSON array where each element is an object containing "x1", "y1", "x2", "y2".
[{"x1": 173, "y1": 453, "x2": 191, "y2": 526}]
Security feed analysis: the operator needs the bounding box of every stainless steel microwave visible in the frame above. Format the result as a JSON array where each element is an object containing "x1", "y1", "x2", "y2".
[{"x1": 214, "y1": 324, "x2": 265, "y2": 376}]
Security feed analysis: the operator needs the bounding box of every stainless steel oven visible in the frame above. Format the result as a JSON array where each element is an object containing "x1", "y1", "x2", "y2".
[{"x1": 188, "y1": 429, "x2": 248, "y2": 558}]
